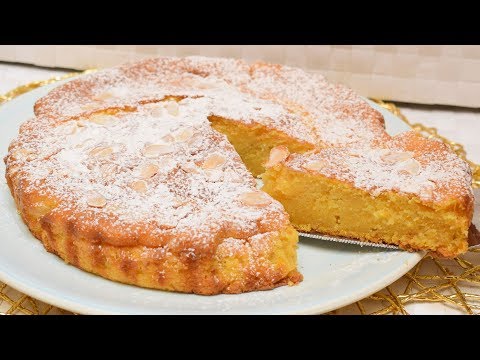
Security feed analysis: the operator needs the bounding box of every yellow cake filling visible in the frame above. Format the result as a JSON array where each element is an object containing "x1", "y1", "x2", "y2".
[
  {"x1": 261, "y1": 165, "x2": 470, "y2": 258},
  {"x1": 209, "y1": 115, "x2": 314, "y2": 176}
]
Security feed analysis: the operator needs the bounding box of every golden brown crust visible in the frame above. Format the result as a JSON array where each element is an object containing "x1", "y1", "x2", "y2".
[{"x1": 6, "y1": 167, "x2": 301, "y2": 295}]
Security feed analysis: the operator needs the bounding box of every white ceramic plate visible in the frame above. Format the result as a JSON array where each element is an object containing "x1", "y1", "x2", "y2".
[{"x1": 0, "y1": 79, "x2": 423, "y2": 314}]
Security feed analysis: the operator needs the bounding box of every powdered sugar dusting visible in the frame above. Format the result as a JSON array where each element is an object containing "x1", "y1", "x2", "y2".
[
  {"x1": 7, "y1": 100, "x2": 290, "y2": 249},
  {"x1": 33, "y1": 55, "x2": 387, "y2": 151},
  {"x1": 287, "y1": 132, "x2": 473, "y2": 203},
  {"x1": 246, "y1": 62, "x2": 387, "y2": 146}
]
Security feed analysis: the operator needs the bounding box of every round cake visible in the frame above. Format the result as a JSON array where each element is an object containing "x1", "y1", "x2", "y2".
[{"x1": 4, "y1": 56, "x2": 474, "y2": 295}]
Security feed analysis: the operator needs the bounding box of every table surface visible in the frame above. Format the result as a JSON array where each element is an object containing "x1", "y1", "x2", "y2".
[{"x1": 1, "y1": 62, "x2": 479, "y2": 315}]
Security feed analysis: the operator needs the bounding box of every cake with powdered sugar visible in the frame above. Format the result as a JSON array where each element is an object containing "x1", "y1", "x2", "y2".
[{"x1": 4, "y1": 56, "x2": 473, "y2": 294}]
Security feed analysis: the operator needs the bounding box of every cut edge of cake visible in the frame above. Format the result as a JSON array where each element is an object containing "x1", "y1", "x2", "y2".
[{"x1": 260, "y1": 132, "x2": 474, "y2": 258}]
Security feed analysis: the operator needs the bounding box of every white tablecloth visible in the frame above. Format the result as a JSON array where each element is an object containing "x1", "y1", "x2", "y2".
[{"x1": 1, "y1": 62, "x2": 479, "y2": 315}]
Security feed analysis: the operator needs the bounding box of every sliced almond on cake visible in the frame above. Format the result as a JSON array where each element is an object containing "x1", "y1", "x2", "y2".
[
  {"x1": 138, "y1": 163, "x2": 159, "y2": 179},
  {"x1": 142, "y1": 144, "x2": 174, "y2": 158},
  {"x1": 380, "y1": 150, "x2": 414, "y2": 164},
  {"x1": 89, "y1": 114, "x2": 114, "y2": 125},
  {"x1": 398, "y1": 158, "x2": 421, "y2": 175},
  {"x1": 265, "y1": 146, "x2": 289, "y2": 167},
  {"x1": 174, "y1": 127, "x2": 194, "y2": 142},
  {"x1": 89, "y1": 146, "x2": 114, "y2": 158},
  {"x1": 94, "y1": 91, "x2": 114, "y2": 101},
  {"x1": 303, "y1": 160, "x2": 327, "y2": 171},
  {"x1": 239, "y1": 192, "x2": 272, "y2": 207},
  {"x1": 164, "y1": 101, "x2": 179, "y2": 116},
  {"x1": 129, "y1": 180, "x2": 148, "y2": 194},
  {"x1": 87, "y1": 192, "x2": 107, "y2": 208},
  {"x1": 202, "y1": 154, "x2": 226, "y2": 169}
]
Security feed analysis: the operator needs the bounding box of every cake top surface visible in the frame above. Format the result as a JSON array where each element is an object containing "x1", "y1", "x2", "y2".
[
  {"x1": 34, "y1": 56, "x2": 386, "y2": 148},
  {"x1": 7, "y1": 100, "x2": 290, "y2": 249},
  {"x1": 283, "y1": 131, "x2": 473, "y2": 204}
]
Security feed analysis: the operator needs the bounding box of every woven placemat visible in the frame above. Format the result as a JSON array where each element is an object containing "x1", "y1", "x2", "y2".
[{"x1": 1, "y1": 72, "x2": 479, "y2": 315}]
